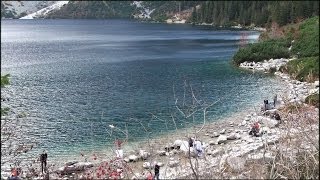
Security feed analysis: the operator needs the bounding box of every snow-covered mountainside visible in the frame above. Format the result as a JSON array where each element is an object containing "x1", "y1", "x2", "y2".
[
  {"x1": 20, "y1": 1, "x2": 69, "y2": 19},
  {"x1": 131, "y1": 1, "x2": 155, "y2": 19},
  {"x1": 1, "y1": 1, "x2": 59, "y2": 19}
]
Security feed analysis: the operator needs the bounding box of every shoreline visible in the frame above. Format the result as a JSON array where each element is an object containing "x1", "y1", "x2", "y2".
[{"x1": 2, "y1": 57, "x2": 318, "y2": 179}]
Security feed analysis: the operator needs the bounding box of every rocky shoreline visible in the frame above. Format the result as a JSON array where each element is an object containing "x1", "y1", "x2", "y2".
[{"x1": 3, "y1": 58, "x2": 319, "y2": 180}]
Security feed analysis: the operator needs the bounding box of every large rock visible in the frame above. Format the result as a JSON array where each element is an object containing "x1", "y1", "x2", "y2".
[
  {"x1": 57, "y1": 162, "x2": 93, "y2": 175},
  {"x1": 173, "y1": 140, "x2": 183, "y2": 148},
  {"x1": 216, "y1": 135, "x2": 227, "y2": 144},
  {"x1": 226, "y1": 157, "x2": 246, "y2": 172},
  {"x1": 179, "y1": 140, "x2": 190, "y2": 153},
  {"x1": 207, "y1": 149, "x2": 222, "y2": 157},
  {"x1": 227, "y1": 133, "x2": 241, "y2": 140},
  {"x1": 143, "y1": 162, "x2": 153, "y2": 169},
  {"x1": 139, "y1": 150, "x2": 150, "y2": 160},
  {"x1": 128, "y1": 154, "x2": 139, "y2": 162},
  {"x1": 220, "y1": 129, "x2": 226, "y2": 134},
  {"x1": 211, "y1": 132, "x2": 219, "y2": 138}
]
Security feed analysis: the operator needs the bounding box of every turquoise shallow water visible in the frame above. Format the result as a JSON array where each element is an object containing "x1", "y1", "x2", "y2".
[{"x1": 1, "y1": 19, "x2": 284, "y2": 166}]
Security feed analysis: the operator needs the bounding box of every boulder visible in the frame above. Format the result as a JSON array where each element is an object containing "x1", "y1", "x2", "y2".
[
  {"x1": 173, "y1": 140, "x2": 183, "y2": 148},
  {"x1": 227, "y1": 133, "x2": 237, "y2": 140},
  {"x1": 207, "y1": 149, "x2": 222, "y2": 157},
  {"x1": 216, "y1": 135, "x2": 227, "y2": 144},
  {"x1": 142, "y1": 162, "x2": 153, "y2": 169},
  {"x1": 128, "y1": 155, "x2": 139, "y2": 162},
  {"x1": 314, "y1": 81, "x2": 319, "y2": 87},
  {"x1": 139, "y1": 150, "x2": 150, "y2": 160},
  {"x1": 57, "y1": 162, "x2": 93, "y2": 175},
  {"x1": 212, "y1": 132, "x2": 219, "y2": 137},
  {"x1": 123, "y1": 157, "x2": 130, "y2": 163},
  {"x1": 220, "y1": 129, "x2": 226, "y2": 134},
  {"x1": 179, "y1": 140, "x2": 190, "y2": 153}
]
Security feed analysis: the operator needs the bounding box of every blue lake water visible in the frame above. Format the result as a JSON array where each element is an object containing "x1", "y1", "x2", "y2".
[{"x1": 1, "y1": 19, "x2": 284, "y2": 164}]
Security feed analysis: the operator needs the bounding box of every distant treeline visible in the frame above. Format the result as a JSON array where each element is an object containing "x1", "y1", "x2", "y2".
[{"x1": 192, "y1": 1, "x2": 319, "y2": 27}]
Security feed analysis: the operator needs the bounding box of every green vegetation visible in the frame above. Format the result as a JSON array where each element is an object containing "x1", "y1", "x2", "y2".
[
  {"x1": 233, "y1": 39, "x2": 290, "y2": 65},
  {"x1": 233, "y1": 16, "x2": 319, "y2": 82},
  {"x1": 291, "y1": 17, "x2": 319, "y2": 57},
  {"x1": 281, "y1": 57, "x2": 319, "y2": 82},
  {"x1": 192, "y1": 1, "x2": 319, "y2": 27},
  {"x1": 305, "y1": 93, "x2": 319, "y2": 108},
  {"x1": 47, "y1": 1, "x2": 135, "y2": 19},
  {"x1": 1, "y1": 74, "x2": 10, "y2": 116}
]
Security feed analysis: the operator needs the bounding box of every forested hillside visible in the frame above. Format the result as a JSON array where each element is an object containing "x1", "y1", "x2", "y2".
[
  {"x1": 192, "y1": 1, "x2": 319, "y2": 27},
  {"x1": 46, "y1": 1, "x2": 199, "y2": 19}
]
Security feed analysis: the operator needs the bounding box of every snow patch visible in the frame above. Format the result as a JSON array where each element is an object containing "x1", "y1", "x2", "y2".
[{"x1": 20, "y1": 1, "x2": 69, "y2": 19}]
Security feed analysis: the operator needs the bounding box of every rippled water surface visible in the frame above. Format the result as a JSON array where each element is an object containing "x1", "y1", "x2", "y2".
[{"x1": 1, "y1": 20, "x2": 283, "y2": 164}]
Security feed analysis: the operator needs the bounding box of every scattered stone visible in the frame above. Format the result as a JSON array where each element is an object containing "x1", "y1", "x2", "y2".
[
  {"x1": 220, "y1": 129, "x2": 226, "y2": 134},
  {"x1": 139, "y1": 150, "x2": 150, "y2": 160},
  {"x1": 217, "y1": 135, "x2": 227, "y2": 144},
  {"x1": 212, "y1": 132, "x2": 219, "y2": 137},
  {"x1": 143, "y1": 162, "x2": 153, "y2": 169},
  {"x1": 128, "y1": 155, "x2": 139, "y2": 162}
]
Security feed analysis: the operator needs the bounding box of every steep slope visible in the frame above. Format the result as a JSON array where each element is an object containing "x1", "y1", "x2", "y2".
[
  {"x1": 20, "y1": 1, "x2": 69, "y2": 19},
  {"x1": 1, "y1": 1, "x2": 58, "y2": 19}
]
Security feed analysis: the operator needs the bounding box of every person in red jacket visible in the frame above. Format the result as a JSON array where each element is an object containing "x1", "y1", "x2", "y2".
[{"x1": 249, "y1": 122, "x2": 260, "y2": 137}]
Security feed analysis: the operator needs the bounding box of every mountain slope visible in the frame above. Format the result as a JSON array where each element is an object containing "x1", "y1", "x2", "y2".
[
  {"x1": 1, "y1": 1, "x2": 59, "y2": 19},
  {"x1": 19, "y1": 1, "x2": 69, "y2": 19}
]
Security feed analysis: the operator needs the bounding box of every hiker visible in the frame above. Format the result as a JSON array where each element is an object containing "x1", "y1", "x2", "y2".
[
  {"x1": 263, "y1": 99, "x2": 269, "y2": 111},
  {"x1": 249, "y1": 122, "x2": 260, "y2": 137},
  {"x1": 8, "y1": 167, "x2": 18, "y2": 180},
  {"x1": 274, "y1": 112, "x2": 281, "y2": 124},
  {"x1": 194, "y1": 140, "x2": 203, "y2": 157},
  {"x1": 146, "y1": 171, "x2": 153, "y2": 180},
  {"x1": 273, "y1": 94, "x2": 277, "y2": 107},
  {"x1": 154, "y1": 162, "x2": 160, "y2": 180},
  {"x1": 188, "y1": 137, "x2": 194, "y2": 148},
  {"x1": 40, "y1": 151, "x2": 48, "y2": 174}
]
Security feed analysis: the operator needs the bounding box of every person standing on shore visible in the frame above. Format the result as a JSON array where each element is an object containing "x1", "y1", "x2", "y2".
[
  {"x1": 273, "y1": 94, "x2": 277, "y2": 108},
  {"x1": 40, "y1": 150, "x2": 48, "y2": 174},
  {"x1": 154, "y1": 162, "x2": 160, "y2": 180}
]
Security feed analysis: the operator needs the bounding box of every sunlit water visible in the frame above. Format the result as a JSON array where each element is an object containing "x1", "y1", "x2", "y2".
[{"x1": 1, "y1": 20, "x2": 284, "y2": 169}]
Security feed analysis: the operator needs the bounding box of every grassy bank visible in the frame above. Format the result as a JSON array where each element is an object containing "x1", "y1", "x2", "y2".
[{"x1": 233, "y1": 16, "x2": 319, "y2": 83}]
